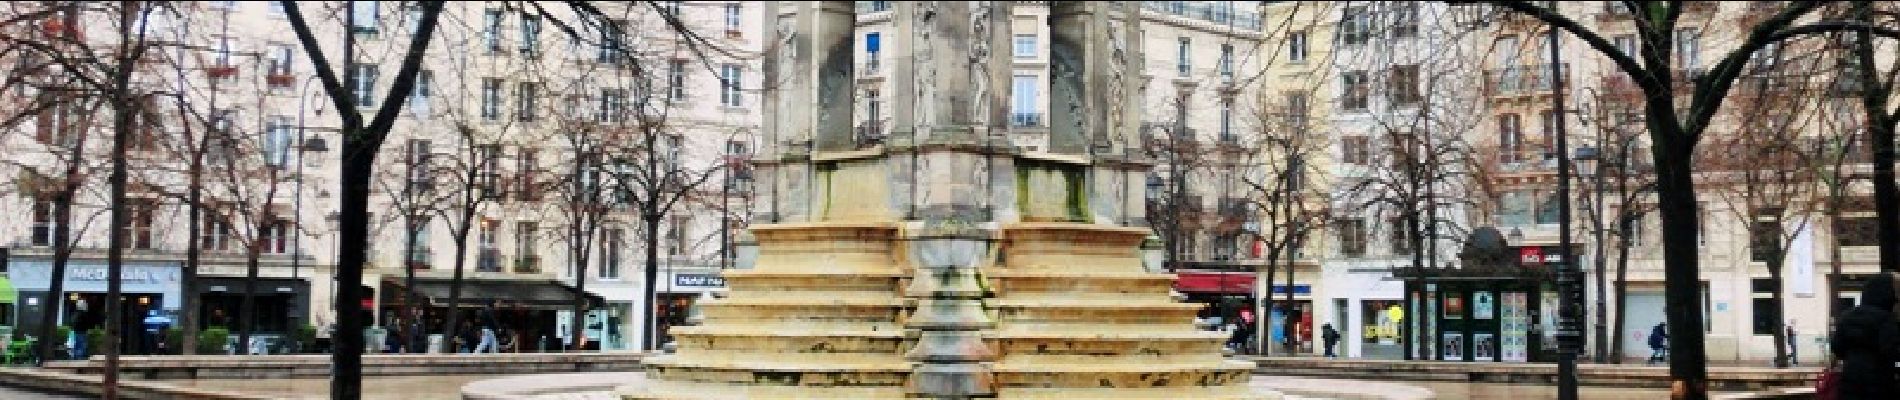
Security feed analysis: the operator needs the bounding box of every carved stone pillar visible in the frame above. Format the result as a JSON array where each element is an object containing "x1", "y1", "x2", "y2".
[
  {"x1": 758, "y1": 1, "x2": 855, "y2": 223},
  {"x1": 1047, "y1": 1, "x2": 1142, "y2": 156}
]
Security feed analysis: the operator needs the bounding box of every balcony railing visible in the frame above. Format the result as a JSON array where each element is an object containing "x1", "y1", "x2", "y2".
[
  {"x1": 856, "y1": 1, "x2": 892, "y2": 14},
  {"x1": 514, "y1": 255, "x2": 542, "y2": 274},
  {"x1": 477, "y1": 249, "x2": 502, "y2": 272},
  {"x1": 1011, "y1": 113, "x2": 1043, "y2": 128},
  {"x1": 856, "y1": 121, "x2": 886, "y2": 148},
  {"x1": 1140, "y1": 1, "x2": 1262, "y2": 31},
  {"x1": 1483, "y1": 63, "x2": 1567, "y2": 97}
]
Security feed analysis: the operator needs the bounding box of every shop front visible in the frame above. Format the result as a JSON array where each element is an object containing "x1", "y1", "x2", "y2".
[
  {"x1": 381, "y1": 277, "x2": 599, "y2": 353},
  {"x1": 655, "y1": 271, "x2": 726, "y2": 349},
  {"x1": 1397, "y1": 228, "x2": 1572, "y2": 362},
  {"x1": 9, "y1": 259, "x2": 182, "y2": 355}
]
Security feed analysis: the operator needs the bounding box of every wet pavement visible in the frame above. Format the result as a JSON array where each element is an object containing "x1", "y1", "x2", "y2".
[
  {"x1": 0, "y1": 384, "x2": 86, "y2": 399},
  {"x1": 172, "y1": 374, "x2": 513, "y2": 400}
]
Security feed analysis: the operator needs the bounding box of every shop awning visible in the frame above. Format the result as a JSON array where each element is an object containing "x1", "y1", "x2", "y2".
[
  {"x1": 390, "y1": 278, "x2": 602, "y2": 310},
  {"x1": 1174, "y1": 272, "x2": 1255, "y2": 295}
]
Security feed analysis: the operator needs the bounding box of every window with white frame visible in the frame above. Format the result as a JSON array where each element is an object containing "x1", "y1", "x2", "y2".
[
  {"x1": 720, "y1": 64, "x2": 743, "y2": 107},
  {"x1": 30, "y1": 197, "x2": 58, "y2": 246},
  {"x1": 410, "y1": 70, "x2": 433, "y2": 117},
  {"x1": 601, "y1": 228, "x2": 623, "y2": 279},
  {"x1": 725, "y1": 4, "x2": 742, "y2": 31},
  {"x1": 350, "y1": 1, "x2": 378, "y2": 33},
  {"x1": 481, "y1": 78, "x2": 502, "y2": 120},
  {"x1": 517, "y1": 82, "x2": 540, "y2": 121},
  {"x1": 484, "y1": 9, "x2": 505, "y2": 54},
  {"x1": 1014, "y1": 34, "x2": 1037, "y2": 58},
  {"x1": 1676, "y1": 28, "x2": 1701, "y2": 70},
  {"x1": 351, "y1": 64, "x2": 377, "y2": 107},
  {"x1": 215, "y1": 36, "x2": 233, "y2": 68},
  {"x1": 520, "y1": 13, "x2": 541, "y2": 57},
  {"x1": 668, "y1": 60, "x2": 687, "y2": 101},
  {"x1": 1218, "y1": 44, "x2": 1234, "y2": 80},
  {"x1": 1289, "y1": 31, "x2": 1308, "y2": 62},
  {"x1": 600, "y1": 88, "x2": 626, "y2": 122},
  {"x1": 267, "y1": 43, "x2": 294, "y2": 76},
  {"x1": 1012, "y1": 75, "x2": 1039, "y2": 127},
  {"x1": 1176, "y1": 37, "x2": 1191, "y2": 76},
  {"x1": 265, "y1": 117, "x2": 293, "y2": 168}
]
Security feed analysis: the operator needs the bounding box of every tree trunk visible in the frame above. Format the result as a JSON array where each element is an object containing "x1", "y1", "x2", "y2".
[
  {"x1": 1282, "y1": 250, "x2": 1297, "y2": 355},
  {"x1": 1825, "y1": 197, "x2": 1843, "y2": 339},
  {"x1": 403, "y1": 214, "x2": 422, "y2": 353},
  {"x1": 569, "y1": 227, "x2": 589, "y2": 351},
  {"x1": 237, "y1": 238, "x2": 263, "y2": 354},
  {"x1": 441, "y1": 211, "x2": 473, "y2": 354},
  {"x1": 1259, "y1": 251, "x2": 1278, "y2": 357},
  {"x1": 1613, "y1": 214, "x2": 1634, "y2": 364},
  {"x1": 643, "y1": 213, "x2": 662, "y2": 351},
  {"x1": 1652, "y1": 140, "x2": 1708, "y2": 398},
  {"x1": 182, "y1": 147, "x2": 202, "y2": 355},
  {"x1": 36, "y1": 177, "x2": 79, "y2": 366},
  {"x1": 1768, "y1": 257, "x2": 1787, "y2": 368}
]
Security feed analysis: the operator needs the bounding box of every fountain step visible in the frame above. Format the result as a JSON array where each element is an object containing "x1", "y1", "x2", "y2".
[
  {"x1": 993, "y1": 360, "x2": 1255, "y2": 388},
  {"x1": 997, "y1": 385, "x2": 1277, "y2": 400},
  {"x1": 705, "y1": 291, "x2": 907, "y2": 306},
  {"x1": 673, "y1": 332, "x2": 908, "y2": 353},
  {"x1": 619, "y1": 378, "x2": 907, "y2": 400},
  {"x1": 671, "y1": 323, "x2": 907, "y2": 337},
  {"x1": 643, "y1": 353, "x2": 910, "y2": 373},
  {"x1": 994, "y1": 323, "x2": 1212, "y2": 338},
  {"x1": 995, "y1": 337, "x2": 1226, "y2": 356},
  {"x1": 990, "y1": 298, "x2": 1201, "y2": 309}
]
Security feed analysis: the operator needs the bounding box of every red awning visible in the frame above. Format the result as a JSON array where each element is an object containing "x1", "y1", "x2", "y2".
[{"x1": 1173, "y1": 272, "x2": 1255, "y2": 295}]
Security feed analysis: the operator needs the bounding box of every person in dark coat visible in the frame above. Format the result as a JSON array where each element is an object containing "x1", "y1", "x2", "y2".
[
  {"x1": 1830, "y1": 272, "x2": 1900, "y2": 399},
  {"x1": 1648, "y1": 322, "x2": 1668, "y2": 364},
  {"x1": 1321, "y1": 323, "x2": 1341, "y2": 358}
]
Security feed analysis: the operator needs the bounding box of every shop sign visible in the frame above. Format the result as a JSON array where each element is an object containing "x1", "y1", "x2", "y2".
[
  {"x1": 1518, "y1": 247, "x2": 1542, "y2": 265},
  {"x1": 674, "y1": 274, "x2": 725, "y2": 288},
  {"x1": 70, "y1": 267, "x2": 160, "y2": 283}
]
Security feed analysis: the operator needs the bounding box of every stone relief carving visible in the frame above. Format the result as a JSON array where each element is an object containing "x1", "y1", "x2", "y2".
[
  {"x1": 912, "y1": 3, "x2": 938, "y2": 140},
  {"x1": 1105, "y1": 19, "x2": 1127, "y2": 151},
  {"x1": 775, "y1": 15, "x2": 799, "y2": 144},
  {"x1": 970, "y1": 2, "x2": 994, "y2": 130},
  {"x1": 1048, "y1": 37, "x2": 1084, "y2": 151}
]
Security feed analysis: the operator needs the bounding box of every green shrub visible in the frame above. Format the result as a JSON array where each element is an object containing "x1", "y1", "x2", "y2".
[
  {"x1": 289, "y1": 324, "x2": 318, "y2": 354},
  {"x1": 85, "y1": 328, "x2": 106, "y2": 357},
  {"x1": 163, "y1": 327, "x2": 183, "y2": 355},
  {"x1": 53, "y1": 326, "x2": 72, "y2": 344},
  {"x1": 198, "y1": 327, "x2": 230, "y2": 354}
]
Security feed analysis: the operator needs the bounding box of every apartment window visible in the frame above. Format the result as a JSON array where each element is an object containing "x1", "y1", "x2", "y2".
[
  {"x1": 477, "y1": 145, "x2": 503, "y2": 199},
  {"x1": 1539, "y1": 109, "x2": 1559, "y2": 158},
  {"x1": 724, "y1": 4, "x2": 742, "y2": 31},
  {"x1": 1613, "y1": 35, "x2": 1636, "y2": 60},
  {"x1": 599, "y1": 89, "x2": 626, "y2": 122},
  {"x1": 1676, "y1": 28, "x2": 1701, "y2": 70},
  {"x1": 520, "y1": 13, "x2": 541, "y2": 57},
  {"x1": 350, "y1": 64, "x2": 378, "y2": 107},
  {"x1": 865, "y1": 32, "x2": 883, "y2": 71},
  {"x1": 411, "y1": 70, "x2": 433, "y2": 117},
  {"x1": 601, "y1": 228, "x2": 623, "y2": 280},
  {"x1": 119, "y1": 199, "x2": 154, "y2": 250},
  {"x1": 1012, "y1": 75, "x2": 1039, "y2": 127},
  {"x1": 1499, "y1": 113, "x2": 1523, "y2": 162},
  {"x1": 1218, "y1": 98, "x2": 1234, "y2": 142},
  {"x1": 406, "y1": 139, "x2": 432, "y2": 192},
  {"x1": 30, "y1": 197, "x2": 59, "y2": 246},
  {"x1": 350, "y1": 1, "x2": 378, "y2": 33},
  {"x1": 1341, "y1": 6, "x2": 1369, "y2": 45},
  {"x1": 200, "y1": 213, "x2": 232, "y2": 251},
  {"x1": 668, "y1": 60, "x2": 687, "y2": 101},
  {"x1": 1698, "y1": 201, "x2": 1710, "y2": 247},
  {"x1": 1218, "y1": 44, "x2": 1234, "y2": 80},
  {"x1": 1284, "y1": 91, "x2": 1310, "y2": 128},
  {"x1": 1390, "y1": 3, "x2": 1418, "y2": 38},
  {"x1": 481, "y1": 78, "x2": 502, "y2": 120},
  {"x1": 661, "y1": 1, "x2": 681, "y2": 16},
  {"x1": 1751, "y1": 218, "x2": 1782, "y2": 263},
  {"x1": 1176, "y1": 37, "x2": 1192, "y2": 76},
  {"x1": 1342, "y1": 71, "x2": 1369, "y2": 111},
  {"x1": 265, "y1": 117, "x2": 294, "y2": 168},
  {"x1": 1499, "y1": 191, "x2": 1533, "y2": 226},
  {"x1": 408, "y1": 215, "x2": 431, "y2": 268},
  {"x1": 215, "y1": 37, "x2": 233, "y2": 68},
  {"x1": 266, "y1": 44, "x2": 294, "y2": 76},
  {"x1": 515, "y1": 221, "x2": 538, "y2": 271},
  {"x1": 598, "y1": 22, "x2": 623, "y2": 64},
  {"x1": 1535, "y1": 191, "x2": 1563, "y2": 224},
  {"x1": 1342, "y1": 136, "x2": 1370, "y2": 165},
  {"x1": 1338, "y1": 218, "x2": 1366, "y2": 257},
  {"x1": 517, "y1": 147, "x2": 540, "y2": 201},
  {"x1": 1389, "y1": 216, "x2": 1412, "y2": 255},
  {"x1": 1751, "y1": 279, "x2": 1779, "y2": 335},
  {"x1": 1014, "y1": 34, "x2": 1037, "y2": 58},
  {"x1": 720, "y1": 64, "x2": 743, "y2": 107},
  {"x1": 263, "y1": 218, "x2": 291, "y2": 254},
  {"x1": 406, "y1": 6, "x2": 423, "y2": 35},
  {"x1": 863, "y1": 89, "x2": 883, "y2": 133},
  {"x1": 1389, "y1": 65, "x2": 1420, "y2": 105},
  {"x1": 484, "y1": 9, "x2": 505, "y2": 54},
  {"x1": 1837, "y1": 216, "x2": 1878, "y2": 247},
  {"x1": 517, "y1": 82, "x2": 540, "y2": 121},
  {"x1": 1288, "y1": 31, "x2": 1308, "y2": 62},
  {"x1": 669, "y1": 216, "x2": 689, "y2": 256},
  {"x1": 478, "y1": 219, "x2": 500, "y2": 271}
]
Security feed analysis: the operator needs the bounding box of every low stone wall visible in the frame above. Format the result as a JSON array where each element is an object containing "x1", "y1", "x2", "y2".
[
  {"x1": 0, "y1": 368, "x2": 271, "y2": 400},
  {"x1": 1245, "y1": 357, "x2": 1819, "y2": 392},
  {"x1": 43, "y1": 352, "x2": 648, "y2": 379}
]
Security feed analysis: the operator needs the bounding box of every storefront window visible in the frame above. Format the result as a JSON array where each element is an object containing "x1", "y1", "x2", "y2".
[{"x1": 1361, "y1": 299, "x2": 1403, "y2": 359}]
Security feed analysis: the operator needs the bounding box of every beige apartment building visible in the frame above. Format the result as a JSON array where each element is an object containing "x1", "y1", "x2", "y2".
[{"x1": 0, "y1": 1, "x2": 758, "y2": 353}]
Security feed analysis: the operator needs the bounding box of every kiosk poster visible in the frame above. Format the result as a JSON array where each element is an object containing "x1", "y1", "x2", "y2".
[
  {"x1": 1445, "y1": 295, "x2": 1465, "y2": 320},
  {"x1": 1443, "y1": 332, "x2": 1465, "y2": 361},
  {"x1": 1474, "y1": 291, "x2": 1495, "y2": 320},
  {"x1": 1475, "y1": 333, "x2": 1497, "y2": 361}
]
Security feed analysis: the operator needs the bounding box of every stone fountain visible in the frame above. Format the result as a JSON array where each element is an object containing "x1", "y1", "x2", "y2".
[{"x1": 619, "y1": 2, "x2": 1275, "y2": 398}]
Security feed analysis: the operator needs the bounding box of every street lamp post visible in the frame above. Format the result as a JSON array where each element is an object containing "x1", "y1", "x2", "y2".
[{"x1": 1548, "y1": 23, "x2": 1581, "y2": 400}]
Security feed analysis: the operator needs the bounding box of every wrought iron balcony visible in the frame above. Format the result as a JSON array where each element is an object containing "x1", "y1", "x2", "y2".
[{"x1": 514, "y1": 255, "x2": 542, "y2": 274}]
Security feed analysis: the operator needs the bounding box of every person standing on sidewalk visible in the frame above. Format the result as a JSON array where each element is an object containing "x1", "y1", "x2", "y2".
[
  {"x1": 1321, "y1": 323, "x2": 1341, "y2": 358},
  {"x1": 1829, "y1": 272, "x2": 1900, "y2": 398},
  {"x1": 1786, "y1": 321, "x2": 1798, "y2": 367},
  {"x1": 1647, "y1": 322, "x2": 1668, "y2": 364},
  {"x1": 473, "y1": 303, "x2": 499, "y2": 354}
]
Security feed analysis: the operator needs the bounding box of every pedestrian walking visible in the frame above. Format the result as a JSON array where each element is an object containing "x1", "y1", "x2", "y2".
[
  {"x1": 1321, "y1": 323, "x2": 1341, "y2": 358},
  {"x1": 1786, "y1": 321, "x2": 1799, "y2": 367},
  {"x1": 1647, "y1": 322, "x2": 1668, "y2": 364},
  {"x1": 1828, "y1": 272, "x2": 1900, "y2": 399},
  {"x1": 473, "y1": 304, "x2": 499, "y2": 354}
]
